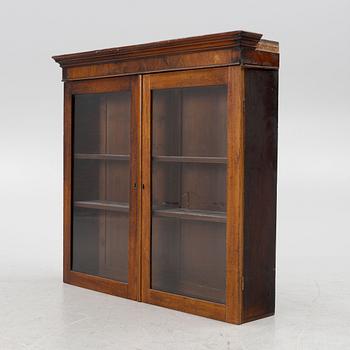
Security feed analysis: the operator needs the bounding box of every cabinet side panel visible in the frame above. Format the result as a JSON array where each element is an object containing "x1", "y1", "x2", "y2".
[{"x1": 243, "y1": 69, "x2": 278, "y2": 322}]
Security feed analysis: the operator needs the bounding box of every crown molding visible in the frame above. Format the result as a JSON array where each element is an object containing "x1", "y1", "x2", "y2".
[{"x1": 53, "y1": 31, "x2": 278, "y2": 68}]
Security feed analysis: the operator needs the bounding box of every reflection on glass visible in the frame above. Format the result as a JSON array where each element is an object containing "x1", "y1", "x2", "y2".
[
  {"x1": 151, "y1": 86, "x2": 227, "y2": 303},
  {"x1": 71, "y1": 91, "x2": 131, "y2": 282}
]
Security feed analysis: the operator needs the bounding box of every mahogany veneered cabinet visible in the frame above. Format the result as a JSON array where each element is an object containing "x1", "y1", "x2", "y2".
[{"x1": 53, "y1": 30, "x2": 279, "y2": 324}]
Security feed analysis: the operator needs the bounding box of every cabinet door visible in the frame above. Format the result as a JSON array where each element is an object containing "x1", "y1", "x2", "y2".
[
  {"x1": 64, "y1": 76, "x2": 141, "y2": 300},
  {"x1": 141, "y1": 68, "x2": 242, "y2": 321}
]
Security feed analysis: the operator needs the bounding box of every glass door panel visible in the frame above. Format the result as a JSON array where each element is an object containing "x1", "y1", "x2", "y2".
[
  {"x1": 151, "y1": 85, "x2": 227, "y2": 303},
  {"x1": 72, "y1": 91, "x2": 131, "y2": 282}
]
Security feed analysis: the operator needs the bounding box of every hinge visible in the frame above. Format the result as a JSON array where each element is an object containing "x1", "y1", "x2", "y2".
[{"x1": 241, "y1": 276, "x2": 245, "y2": 291}]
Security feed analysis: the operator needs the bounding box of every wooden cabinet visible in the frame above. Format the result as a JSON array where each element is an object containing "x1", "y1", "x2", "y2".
[{"x1": 53, "y1": 30, "x2": 279, "y2": 324}]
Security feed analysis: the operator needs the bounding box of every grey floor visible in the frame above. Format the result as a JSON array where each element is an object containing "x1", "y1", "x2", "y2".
[{"x1": 1, "y1": 257, "x2": 349, "y2": 350}]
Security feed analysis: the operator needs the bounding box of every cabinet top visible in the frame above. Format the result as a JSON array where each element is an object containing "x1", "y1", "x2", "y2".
[{"x1": 53, "y1": 31, "x2": 279, "y2": 81}]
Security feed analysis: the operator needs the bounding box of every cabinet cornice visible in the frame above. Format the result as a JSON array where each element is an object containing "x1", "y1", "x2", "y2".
[{"x1": 53, "y1": 30, "x2": 278, "y2": 69}]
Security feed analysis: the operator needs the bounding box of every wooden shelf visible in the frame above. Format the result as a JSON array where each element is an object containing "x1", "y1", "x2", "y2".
[
  {"x1": 75, "y1": 153, "x2": 129, "y2": 161},
  {"x1": 153, "y1": 156, "x2": 227, "y2": 164},
  {"x1": 74, "y1": 200, "x2": 129, "y2": 212},
  {"x1": 153, "y1": 207, "x2": 226, "y2": 223}
]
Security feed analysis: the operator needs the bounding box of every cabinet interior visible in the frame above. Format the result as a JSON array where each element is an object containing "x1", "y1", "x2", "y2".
[
  {"x1": 71, "y1": 91, "x2": 131, "y2": 282},
  {"x1": 151, "y1": 85, "x2": 227, "y2": 303}
]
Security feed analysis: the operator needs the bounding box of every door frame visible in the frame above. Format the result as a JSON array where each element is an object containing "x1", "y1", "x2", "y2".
[
  {"x1": 63, "y1": 75, "x2": 142, "y2": 300},
  {"x1": 140, "y1": 67, "x2": 245, "y2": 322}
]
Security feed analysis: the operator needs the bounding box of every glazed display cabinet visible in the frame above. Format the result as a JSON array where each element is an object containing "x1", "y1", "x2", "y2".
[{"x1": 53, "y1": 30, "x2": 279, "y2": 324}]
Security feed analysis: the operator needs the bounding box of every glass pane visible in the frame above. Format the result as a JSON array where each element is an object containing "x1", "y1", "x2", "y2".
[
  {"x1": 71, "y1": 91, "x2": 131, "y2": 282},
  {"x1": 152, "y1": 86, "x2": 227, "y2": 157},
  {"x1": 72, "y1": 208, "x2": 128, "y2": 282},
  {"x1": 152, "y1": 217, "x2": 226, "y2": 303},
  {"x1": 151, "y1": 85, "x2": 227, "y2": 303}
]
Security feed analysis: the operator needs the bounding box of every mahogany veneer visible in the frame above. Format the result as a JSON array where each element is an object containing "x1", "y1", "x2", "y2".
[{"x1": 53, "y1": 30, "x2": 279, "y2": 324}]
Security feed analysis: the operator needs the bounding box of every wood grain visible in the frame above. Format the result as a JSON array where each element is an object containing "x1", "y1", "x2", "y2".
[
  {"x1": 147, "y1": 289, "x2": 226, "y2": 322},
  {"x1": 63, "y1": 83, "x2": 72, "y2": 284},
  {"x1": 128, "y1": 75, "x2": 142, "y2": 300},
  {"x1": 225, "y1": 66, "x2": 245, "y2": 324},
  {"x1": 53, "y1": 30, "x2": 267, "y2": 67},
  {"x1": 53, "y1": 31, "x2": 279, "y2": 81},
  {"x1": 141, "y1": 74, "x2": 152, "y2": 301},
  {"x1": 67, "y1": 271, "x2": 128, "y2": 298}
]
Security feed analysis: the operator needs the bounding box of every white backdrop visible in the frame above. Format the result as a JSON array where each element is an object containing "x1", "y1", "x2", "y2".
[{"x1": 0, "y1": 0, "x2": 349, "y2": 348}]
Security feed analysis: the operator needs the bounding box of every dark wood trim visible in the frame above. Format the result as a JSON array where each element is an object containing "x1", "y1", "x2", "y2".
[
  {"x1": 53, "y1": 31, "x2": 274, "y2": 68},
  {"x1": 225, "y1": 66, "x2": 245, "y2": 324},
  {"x1": 53, "y1": 31, "x2": 279, "y2": 82},
  {"x1": 127, "y1": 75, "x2": 142, "y2": 300},
  {"x1": 147, "y1": 67, "x2": 228, "y2": 89},
  {"x1": 242, "y1": 68, "x2": 278, "y2": 322},
  {"x1": 67, "y1": 76, "x2": 132, "y2": 94},
  {"x1": 63, "y1": 83, "x2": 72, "y2": 284},
  {"x1": 137, "y1": 75, "x2": 143, "y2": 301},
  {"x1": 61, "y1": 49, "x2": 236, "y2": 82},
  {"x1": 243, "y1": 311, "x2": 275, "y2": 323},
  {"x1": 66, "y1": 271, "x2": 128, "y2": 298},
  {"x1": 141, "y1": 74, "x2": 151, "y2": 301},
  {"x1": 60, "y1": 51, "x2": 279, "y2": 82},
  {"x1": 241, "y1": 48, "x2": 279, "y2": 68},
  {"x1": 145, "y1": 289, "x2": 226, "y2": 322}
]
